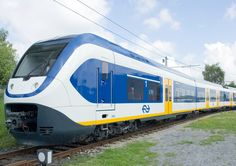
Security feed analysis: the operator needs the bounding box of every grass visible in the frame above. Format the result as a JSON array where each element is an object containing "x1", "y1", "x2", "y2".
[
  {"x1": 178, "y1": 140, "x2": 193, "y2": 145},
  {"x1": 187, "y1": 111, "x2": 236, "y2": 134},
  {"x1": 164, "y1": 152, "x2": 176, "y2": 158},
  {"x1": 63, "y1": 141, "x2": 157, "y2": 166},
  {"x1": 0, "y1": 91, "x2": 17, "y2": 149},
  {"x1": 200, "y1": 135, "x2": 224, "y2": 145}
]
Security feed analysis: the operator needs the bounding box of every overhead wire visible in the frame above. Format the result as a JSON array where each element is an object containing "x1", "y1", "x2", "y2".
[
  {"x1": 53, "y1": 0, "x2": 204, "y2": 73},
  {"x1": 76, "y1": 0, "x2": 208, "y2": 73},
  {"x1": 53, "y1": 0, "x2": 166, "y2": 60},
  {"x1": 75, "y1": 1, "x2": 171, "y2": 57},
  {"x1": 75, "y1": 0, "x2": 195, "y2": 67}
]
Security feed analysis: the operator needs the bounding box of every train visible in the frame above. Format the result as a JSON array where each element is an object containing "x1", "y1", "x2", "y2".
[{"x1": 4, "y1": 33, "x2": 236, "y2": 145}]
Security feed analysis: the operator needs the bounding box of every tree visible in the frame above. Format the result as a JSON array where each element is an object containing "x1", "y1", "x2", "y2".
[
  {"x1": 0, "y1": 28, "x2": 16, "y2": 86},
  {"x1": 226, "y1": 81, "x2": 236, "y2": 88},
  {"x1": 0, "y1": 28, "x2": 8, "y2": 41},
  {"x1": 202, "y1": 63, "x2": 225, "y2": 85}
]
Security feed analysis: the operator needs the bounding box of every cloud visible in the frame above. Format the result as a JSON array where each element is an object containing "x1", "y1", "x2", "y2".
[
  {"x1": 204, "y1": 42, "x2": 236, "y2": 82},
  {"x1": 153, "y1": 40, "x2": 175, "y2": 55},
  {"x1": 144, "y1": 8, "x2": 180, "y2": 30},
  {"x1": 131, "y1": 0, "x2": 157, "y2": 14},
  {"x1": 118, "y1": 34, "x2": 175, "y2": 64},
  {"x1": 225, "y1": 3, "x2": 236, "y2": 20},
  {"x1": 144, "y1": 17, "x2": 161, "y2": 29},
  {"x1": 118, "y1": 33, "x2": 205, "y2": 80},
  {"x1": 0, "y1": 0, "x2": 112, "y2": 57}
]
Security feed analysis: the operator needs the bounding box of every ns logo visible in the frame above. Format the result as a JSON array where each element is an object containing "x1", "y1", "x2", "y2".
[{"x1": 142, "y1": 105, "x2": 150, "y2": 113}]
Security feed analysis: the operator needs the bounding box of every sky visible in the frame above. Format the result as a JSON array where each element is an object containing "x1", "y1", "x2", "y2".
[{"x1": 0, "y1": 0, "x2": 236, "y2": 82}]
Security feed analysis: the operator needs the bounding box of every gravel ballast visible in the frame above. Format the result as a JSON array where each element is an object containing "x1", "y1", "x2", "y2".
[{"x1": 147, "y1": 121, "x2": 236, "y2": 166}]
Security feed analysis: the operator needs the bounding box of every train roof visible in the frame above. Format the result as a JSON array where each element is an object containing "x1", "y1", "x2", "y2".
[
  {"x1": 37, "y1": 33, "x2": 226, "y2": 88},
  {"x1": 40, "y1": 33, "x2": 195, "y2": 79},
  {"x1": 195, "y1": 79, "x2": 223, "y2": 88}
]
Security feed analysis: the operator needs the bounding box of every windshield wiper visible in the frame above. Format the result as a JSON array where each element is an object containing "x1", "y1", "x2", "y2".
[{"x1": 23, "y1": 63, "x2": 45, "y2": 81}]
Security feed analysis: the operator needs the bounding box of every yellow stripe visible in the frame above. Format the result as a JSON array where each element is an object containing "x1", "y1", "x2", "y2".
[
  {"x1": 78, "y1": 112, "x2": 167, "y2": 126},
  {"x1": 77, "y1": 105, "x2": 236, "y2": 126},
  {"x1": 172, "y1": 109, "x2": 193, "y2": 113},
  {"x1": 78, "y1": 109, "x2": 195, "y2": 126}
]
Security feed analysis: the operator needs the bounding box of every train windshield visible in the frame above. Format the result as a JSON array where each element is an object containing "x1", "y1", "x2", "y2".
[{"x1": 14, "y1": 42, "x2": 68, "y2": 78}]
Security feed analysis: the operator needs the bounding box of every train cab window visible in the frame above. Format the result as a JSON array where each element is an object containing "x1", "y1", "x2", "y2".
[
  {"x1": 127, "y1": 77, "x2": 144, "y2": 101},
  {"x1": 14, "y1": 41, "x2": 68, "y2": 78},
  {"x1": 102, "y1": 62, "x2": 109, "y2": 80},
  {"x1": 148, "y1": 81, "x2": 161, "y2": 101}
]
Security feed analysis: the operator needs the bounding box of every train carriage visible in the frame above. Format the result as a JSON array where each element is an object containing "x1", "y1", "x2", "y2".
[
  {"x1": 195, "y1": 80, "x2": 222, "y2": 111},
  {"x1": 4, "y1": 33, "x2": 236, "y2": 145},
  {"x1": 228, "y1": 87, "x2": 236, "y2": 106}
]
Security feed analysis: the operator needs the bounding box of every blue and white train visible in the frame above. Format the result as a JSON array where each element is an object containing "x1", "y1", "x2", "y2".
[{"x1": 4, "y1": 34, "x2": 236, "y2": 145}]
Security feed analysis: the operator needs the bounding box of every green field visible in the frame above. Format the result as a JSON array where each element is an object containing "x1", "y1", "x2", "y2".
[
  {"x1": 0, "y1": 91, "x2": 17, "y2": 149},
  {"x1": 63, "y1": 141, "x2": 157, "y2": 166},
  {"x1": 199, "y1": 134, "x2": 224, "y2": 145},
  {"x1": 188, "y1": 111, "x2": 236, "y2": 134}
]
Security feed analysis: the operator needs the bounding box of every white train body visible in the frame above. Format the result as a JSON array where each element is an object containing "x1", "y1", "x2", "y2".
[{"x1": 4, "y1": 34, "x2": 236, "y2": 145}]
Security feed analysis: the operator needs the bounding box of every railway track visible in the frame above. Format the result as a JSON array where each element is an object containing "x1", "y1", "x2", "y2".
[{"x1": 0, "y1": 110, "x2": 228, "y2": 166}]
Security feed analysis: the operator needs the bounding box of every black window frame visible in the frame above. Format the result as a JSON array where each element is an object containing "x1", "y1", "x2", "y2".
[
  {"x1": 210, "y1": 89, "x2": 216, "y2": 102},
  {"x1": 13, "y1": 40, "x2": 69, "y2": 79},
  {"x1": 174, "y1": 81, "x2": 195, "y2": 103},
  {"x1": 233, "y1": 93, "x2": 236, "y2": 102},
  {"x1": 196, "y1": 87, "x2": 205, "y2": 102},
  {"x1": 127, "y1": 76, "x2": 144, "y2": 101},
  {"x1": 220, "y1": 91, "x2": 225, "y2": 102},
  {"x1": 147, "y1": 81, "x2": 161, "y2": 102}
]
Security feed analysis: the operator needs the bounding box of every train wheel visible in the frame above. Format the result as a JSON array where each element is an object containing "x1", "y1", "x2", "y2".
[
  {"x1": 108, "y1": 124, "x2": 116, "y2": 137},
  {"x1": 94, "y1": 126, "x2": 108, "y2": 141}
]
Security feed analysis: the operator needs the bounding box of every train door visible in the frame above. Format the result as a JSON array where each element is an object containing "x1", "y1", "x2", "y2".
[
  {"x1": 206, "y1": 89, "x2": 210, "y2": 108},
  {"x1": 216, "y1": 91, "x2": 220, "y2": 107},
  {"x1": 230, "y1": 93, "x2": 233, "y2": 106},
  {"x1": 96, "y1": 60, "x2": 115, "y2": 112},
  {"x1": 164, "y1": 78, "x2": 172, "y2": 114}
]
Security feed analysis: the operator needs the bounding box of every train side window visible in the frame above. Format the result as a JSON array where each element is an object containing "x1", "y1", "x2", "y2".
[
  {"x1": 174, "y1": 81, "x2": 195, "y2": 102},
  {"x1": 197, "y1": 87, "x2": 205, "y2": 102},
  {"x1": 220, "y1": 91, "x2": 224, "y2": 101},
  {"x1": 127, "y1": 77, "x2": 144, "y2": 101},
  {"x1": 210, "y1": 90, "x2": 216, "y2": 102},
  {"x1": 225, "y1": 92, "x2": 230, "y2": 101},
  {"x1": 206, "y1": 90, "x2": 209, "y2": 101},
  {"x1": 148, "y1": 81, "x2": 160, "y2": 101},
  {"x1": 165, "y1": 86, "x2": 168, "y2": 102},
  {"x1": 169, "y1": 85, "x2": 172, "y2": 101},
  {"x1": 224, "y1": 93, "x2": 227, "y2": 101},
  {"x1": 102, "y1": 62, "x2": 109, "y2": 80},
  {"x1": 220, "y1": 91, "x2": 229, "y2": 101}
]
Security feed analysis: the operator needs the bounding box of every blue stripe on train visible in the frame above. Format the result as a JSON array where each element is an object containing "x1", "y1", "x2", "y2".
[
  {"x1": 6, "y1": 33, "x2": 166, "y2": 98},
  {"x1": 70, "y1": 59, "x2": 163, "y2": 103}
]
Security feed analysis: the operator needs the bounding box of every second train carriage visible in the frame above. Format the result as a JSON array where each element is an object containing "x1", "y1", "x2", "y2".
[{"x1": 4, "y1": 33, "x2": 236, "y2": 145}]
